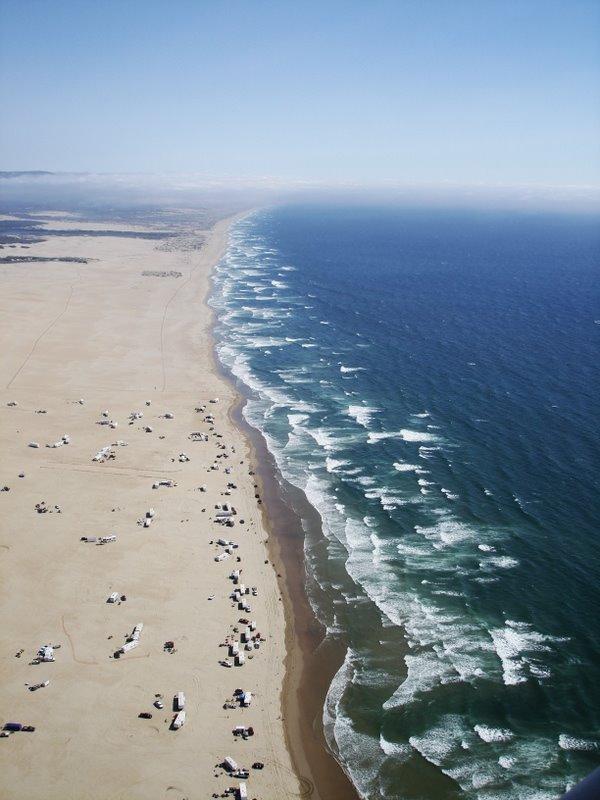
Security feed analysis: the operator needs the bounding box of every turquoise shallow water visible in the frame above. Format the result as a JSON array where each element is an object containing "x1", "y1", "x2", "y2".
[{"x1": 211, "y1": 205, "x2": 600, "y2": 799}]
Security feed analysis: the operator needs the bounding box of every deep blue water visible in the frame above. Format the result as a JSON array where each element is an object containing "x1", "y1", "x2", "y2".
[{"x1": 211, "y1": 206, "x2": 600, "y2": 800}]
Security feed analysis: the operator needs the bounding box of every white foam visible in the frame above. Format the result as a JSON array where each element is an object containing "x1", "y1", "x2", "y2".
[
  {"x1": 513, "y1": 494, "x2": 527, "y2": 511},
  {"x1": 441, "y1": 488, "x2": 459, "y2": 500},
  {"x1": 482, "y1": 555, "x2": 519, "y2": 569},
  {"x1": 340, "y1": 365, "x2": 365, "y2": 373},
  {"x1": 304, "y1": 427, "x2": 338, "y2": 451},
  {"x1": 384, "y1": 651, "x2": 460, "y2": 707},
  {"x1": 287, "y1": 413, "x2": 309, "y2": 427},
  {"x1": 368, "y1": 431, "x2": 398, "y2": 444},
  {"x1": 408, "y1": 714, "x2": 570, "y2": 798},
  {"x1": 289, "y1": 400, "x2": 322, "y2": 413},
  {"x1": 529, "y1": 664, "x2": 552, "y2": 680},
  {"x1": 277, "y1": 368, "x2": 312, "y2": 384},
  {"x1": 498, "y1": 755, "x2": 516, "y2": 769},
  {"x1": 244, "y1": 336, "x2": 291, "y2": 349},
  {"x1": 415, "y1": 517, "x2": 475, "y2": 548},
  {"x1": 346, "y1": 404, "x2": 379, "y2": 428},
  {"x1": 364, "y1": 487, "x2": 405, "y2": 508},
  {"x1": 396, "y1": 541, "x2": 430, "y2": 557},
  {"x1": 326, "y1": 457, "x2": 350, "y2": 473},
  {"x1": 409, "y1": 714, "x2": 467, "y2": 764},
  {"x1": 382, "y1": 591, "x2": 490, "y2": 709},
  {"x1": 324, "y1": 650, "x2": 389, "y2": 800},
  {"x1": 368, "y1": 429, "x2": 438, "y2": 444},
  {"x1": 400, "y1": 429, "x2": 438, "y2": 442},
  {"x1": 474, "y1": 724, "x2": 514, "y2": 743},
  {"x1": 490, "y1": 620, "x2": 569, "y2": 686},
  {"x1": 558, "y1": 734, "x2": 598, "y2": 751},
  {"x1": 379, "y1": 734, "x2": 411, "y2": 759},
  {"x1": 393, "y1": 462, "x2": 420, "y2": 472}
]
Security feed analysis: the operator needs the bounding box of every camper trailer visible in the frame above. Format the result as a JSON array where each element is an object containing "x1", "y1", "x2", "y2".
[
  {"x1": 38, "y1": 645, "x2": 54, "y2": 662},
  {"x1": 172, "y1": 710, "x2": 186, "y2": 729},
  {"x1": 223, "y1": 756, "x2": 238, "y2": 773},
  {"x1": 241, "y1": 691, "x2": 252, "y2": 707},
  {"x1": 130, "y1": 623, "x2": 143, "y2": 641}
]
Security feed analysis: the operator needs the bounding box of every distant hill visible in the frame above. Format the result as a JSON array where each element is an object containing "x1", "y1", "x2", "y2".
[{"x1": 0, "y1": 171, "x2": 54, "y2": 179}]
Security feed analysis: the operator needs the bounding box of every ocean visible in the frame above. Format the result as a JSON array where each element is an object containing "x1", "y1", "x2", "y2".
[{"x1": 210, "y1": 205, "x2": 600, "y2": 800}]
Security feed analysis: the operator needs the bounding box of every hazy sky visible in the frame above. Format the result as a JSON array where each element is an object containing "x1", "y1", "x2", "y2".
[{"x1": 1, "y1": 0, "x2": 599, "y2": 187}]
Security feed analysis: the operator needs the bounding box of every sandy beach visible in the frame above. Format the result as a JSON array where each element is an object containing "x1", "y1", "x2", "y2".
[{"x1": 0, "y1": 211, "x2": 304, "y2": 800}]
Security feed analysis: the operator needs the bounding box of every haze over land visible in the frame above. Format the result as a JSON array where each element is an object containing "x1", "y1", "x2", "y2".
[{"x1": 1, "y1": 171, "x2": 599, "y2": 216}]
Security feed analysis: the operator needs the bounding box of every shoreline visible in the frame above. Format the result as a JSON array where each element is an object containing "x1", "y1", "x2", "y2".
[
  {"x1": 207, "y1": 216, "x2": 361, "y2": 800},
  {"x1": 230, "y1": 401, "x2": 361, "y2": 800}
]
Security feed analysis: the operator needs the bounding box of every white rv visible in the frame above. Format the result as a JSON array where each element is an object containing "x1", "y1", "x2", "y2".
[{"x1": 172, "y1": 710, "x2": 186, "y2": 729}]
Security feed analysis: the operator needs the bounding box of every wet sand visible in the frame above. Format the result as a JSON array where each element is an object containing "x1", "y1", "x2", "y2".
[{"x1": 227, "y1": 397, "x2": 360, "y2": 800}]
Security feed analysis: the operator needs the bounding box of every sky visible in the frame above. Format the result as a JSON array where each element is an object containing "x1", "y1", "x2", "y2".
[{"x1": 0, "y1": 0, "x2": 599, "y2": 188}]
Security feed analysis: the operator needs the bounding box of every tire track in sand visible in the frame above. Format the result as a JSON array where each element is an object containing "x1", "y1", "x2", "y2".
[{"x1": 7, "y1": 271, "x2": 81, "y2": 390}]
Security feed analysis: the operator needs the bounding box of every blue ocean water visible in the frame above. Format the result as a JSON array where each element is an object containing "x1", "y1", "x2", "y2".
[{"x1": 211, "y1": 205, "x2": 600, "y2": 800}]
